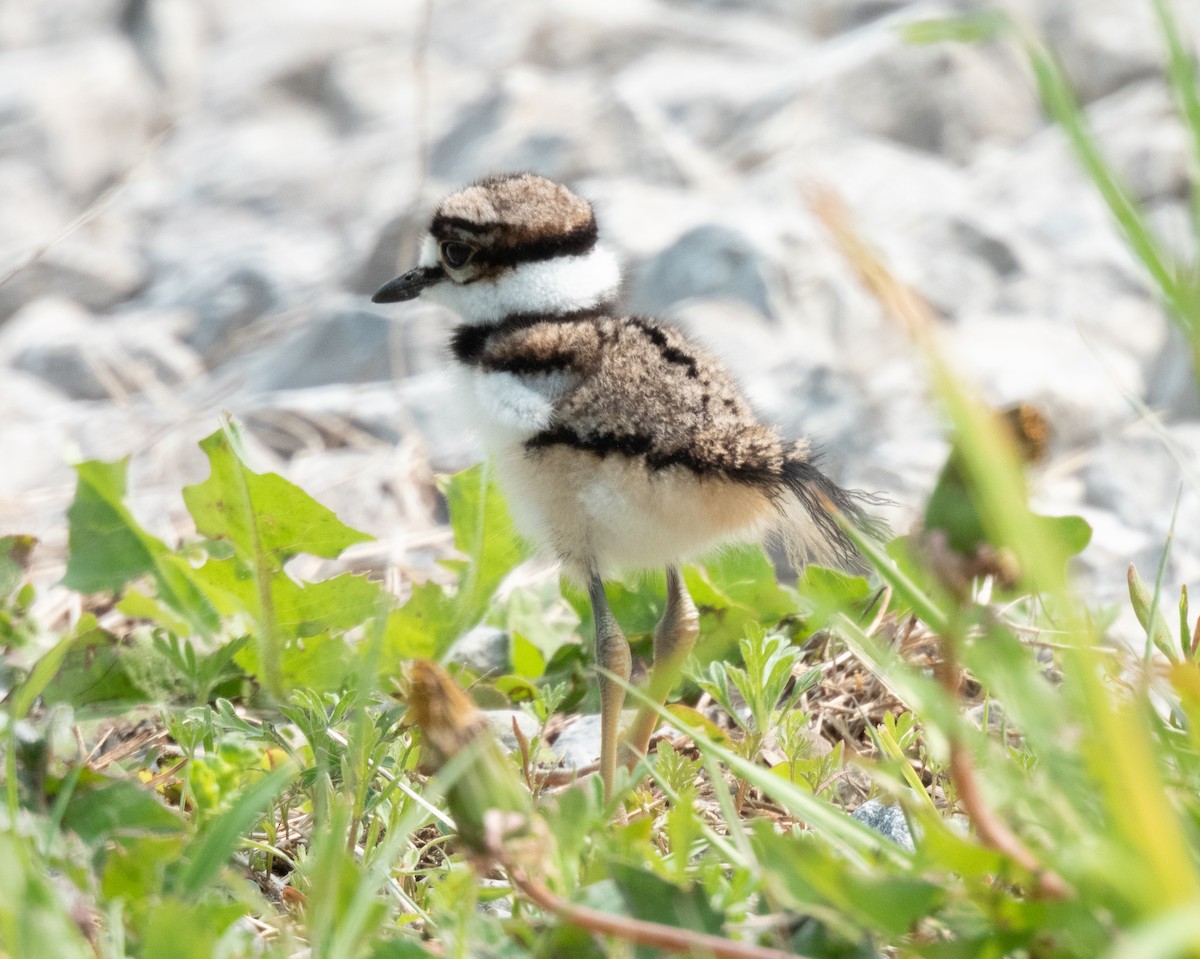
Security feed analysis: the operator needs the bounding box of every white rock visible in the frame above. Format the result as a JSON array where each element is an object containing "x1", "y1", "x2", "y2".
[
  {"x1": 0, "y1": 37, "x2": 159, "y2": 199},
  {"x1": 945, "y1": 313, "x2": 1142, "y2": 449},
  {"x1": 2, "y1": 297, "x2": 202, "y2": 402},
  {"x1": 816, "y1": 28, "x2": 1041, "y2": 162},
  {"x1": 0, "y1": 0, "x2": 126, "y2": 47}
]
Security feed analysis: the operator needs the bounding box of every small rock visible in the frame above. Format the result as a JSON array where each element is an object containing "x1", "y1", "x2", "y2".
[
  {"x1": 817, "y1": 30, "x2": 1040, "y2": 162},
  {"x1": 548, "y1": 714, "x2": 605, "y2": 769},
  {"x1": 0, "y1": 192, "x2": 146, "y2": 322},
  {"x1": 0, "y1": 37, "x2": 159, "y2": 200},
  {"x1": 3, "y1": 297, "x2": 201, "y2": 401},
  {"x1": 1145, "y1": 324, "x2": 1200, "y2": 420},
  {"x1": 481, "y1": 709, "x2": 539, "y2": 754},
  {"x1": 0, "y1": 0, "x2": 127, "y2": 47},
  {"x1": 1087, "y1": 81, "x2": 1191, "y2": 205},
  {"x1": 802, "y1": 0, "x2": 915, "y2": 36},
  {"x1": 178, "y1": 263, "x2": 282, "y2": 368},
  {"x1": 944, "y1": 313, "x2": 1143, "y2": 450},
  {"x1": 121, "y1": 0, "x2": 210, "y2": 105},
  {"x1": 548, "y1": 712, "x2": 640, "y2": 769},
  {"x1": 1019, "y1": 0, "x2": 1165, "y2": 104},
  {"x1": 248, "y1": 308, "x2": 399, "y2": 392},
  {"x1": 852, "y1": 798, "x2": 915, "y2": 851},
  {"x1": 446, "y1": 625, "x2": 511, "y2": 678},
  {"x1": 476, "y1": 878, "x2": 513, "y2": 919},
  {"x1": 349, "y1": 206, "x2": 427, "y2": 298},
  {"x1": 628, "y1": 224, "x2": 778, "y2": 318}
]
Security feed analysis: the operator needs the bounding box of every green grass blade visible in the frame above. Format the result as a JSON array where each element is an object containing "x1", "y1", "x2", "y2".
[
  {"x1": 1021, "y1": 32, "x2": 1184, "y2": 317},
  {"x1": 604, "y1": 668, "x2": 911, "y2": 868},
  {"x1": 1151, "y1": 0, "x2": 1200, "y2": 248},
  {"x1": 171, "y1": 763, "x2": 296, "y2": 898},
  {"x1": 1101, "y1": 898, "x2": 1200, "y2": 958}
]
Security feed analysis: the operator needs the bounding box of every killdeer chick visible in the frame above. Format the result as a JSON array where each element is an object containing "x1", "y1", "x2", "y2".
[{"x1": 373, "y1": 174, "x2": 882, "y2": 799}]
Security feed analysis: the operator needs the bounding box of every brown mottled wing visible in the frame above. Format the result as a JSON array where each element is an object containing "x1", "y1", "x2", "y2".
[{"x1": 541, "y1": 315, "x2": 787, "y2": 478}]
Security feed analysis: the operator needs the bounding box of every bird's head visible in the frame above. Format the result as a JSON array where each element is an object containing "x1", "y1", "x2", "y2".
[{"x1": 372, "y1": 173, "x2": 620, "y2": 324}]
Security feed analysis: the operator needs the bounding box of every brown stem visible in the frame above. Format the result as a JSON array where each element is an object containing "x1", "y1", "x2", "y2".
[
  {"x1": 531, "y1": 761, "x2": 599, "y2": 788},
  {"x1": 938, "y1": 638, "x2": 1072, "y2": 900},
  {"x1": 504, "y1": 861, "x2": 807, "y2": 959}
]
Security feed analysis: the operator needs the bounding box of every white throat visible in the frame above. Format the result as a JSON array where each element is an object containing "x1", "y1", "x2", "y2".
[{"x1": 418, "y1": 236, "x2": 621, "y2": 324}]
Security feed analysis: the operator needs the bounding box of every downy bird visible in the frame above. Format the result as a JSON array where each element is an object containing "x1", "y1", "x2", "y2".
[{"x1": 373, "y1": 174, "x2": 882, "y2": 799}]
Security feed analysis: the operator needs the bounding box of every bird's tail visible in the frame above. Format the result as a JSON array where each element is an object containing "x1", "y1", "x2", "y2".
[{"x1": 771, "y1": 446, "x2": 889, "y2": 572}]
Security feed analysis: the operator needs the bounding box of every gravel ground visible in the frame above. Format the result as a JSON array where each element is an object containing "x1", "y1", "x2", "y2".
[{"x1": 2, "y1": 0, "x2": 1198, "y2": 643}]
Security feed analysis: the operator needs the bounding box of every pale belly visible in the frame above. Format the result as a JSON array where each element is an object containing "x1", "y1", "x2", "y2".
[{"x1": 493, "y1": 444, "x2": 775, "y2": 577}]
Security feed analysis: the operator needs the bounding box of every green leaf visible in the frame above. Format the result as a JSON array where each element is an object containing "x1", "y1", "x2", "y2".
[
  {"x1": 278, "y1": 633, "x2": 357, "y2": 693},
  {"x1": 698, "y1": 545, "x2": 795, "y2": 621},
  {"x1": 0, "y1": 834, "x2": 93, "y2": 959},
  {"x1": 750, "y1": 819, "x2": 943, "y2": 936},
  {"x1": 1035, "y1": 513, "x2": 1092, "y2": 558},
  {"x1": 384, "y1": 581, "x2": 458, "y2": 660},
  {"x1": 171, "y1": 762, "x2": 296, "y2": 898},
  {"x1": 796, "y1": 564, "x2": 874, "y2": 633},
  {"x1": 10, "y1": 621, "x2": 83, "y2": 719},
  {"x1": 665, "y1": 703, "x2": 730, "y2": 746},
  {"x1": 182, "y1": 420, "x2": 372, "y2": 570},
  {"x1": 685, "y1": 546, "x2": 797, "y2": 659},
  {"x1": 140, "y1": 897, "x2": 248, "y2": 959},
  {"x1": 608, "y1": 861, "x2": 724, "y2": 956},
  {"x1": 100, "y1": 834, "x2": 186, "y2": 904},
  {"x1": 504, "y1": 584, "x2": 580, "y2": 678},
  {"x1": 63, "y1": 459, "x2": 163, "y2": 594},
  {"x1": 179, "y1": 419, "x2": 374, "y2": 697},
  {"x1": 904, "y1": 12, "x2": 1011, "y2": 45},
  {"x1": 1130, "y1": 562, "x2": 1177, "y2": 661},
  {"x1": 0, "y1": 534, "x2": 36, "y2": 599},
  {"x1": 63, "y1": 459, "x2": 220, "y2": 636},
  {"x1": 277, "y1": 571, "x2": 391, "y2": 636},
  {"x1": 39, "y1": 621, "x2": 172, "y2": 710},
  {"x1": 441, "y1": 464, "x2": 525, "y2": 628},
  {"x1": 117, "y1": 586, "x2": 194, "y2": 639},
  {"x1": 60, "y1": 776, "x2": 183, "y2": 845}
]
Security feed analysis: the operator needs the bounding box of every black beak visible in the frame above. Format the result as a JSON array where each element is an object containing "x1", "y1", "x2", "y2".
[{"x1": 371, "y1": 265, "x2": 445, "y2": 303}]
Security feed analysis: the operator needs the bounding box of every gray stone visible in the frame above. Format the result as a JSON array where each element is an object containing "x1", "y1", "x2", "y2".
[
  {"x1": 481, "y1": 709, "x2": 539, "y2": 754},
  {"x1": 816, "y1": 30, "x2": 1040, "y2": 162},
  {"x1": 0, "y1": 0, "x2": 127, "y2": 47},
  {"x1": 121, "y1": 0, "x2": 210, "y2": 106},
  {"x1": 852, "y1": 798, "x2": 915, "y2": 851},
  {"x1": 176, "y1": 263, "x2": 282, "y2": 367},
  {"x1": 446, "y1": 625, "x2": 511, "y2": 678},
  {"x1": 476, "y1": 878, "x2": 513, "y2": 919},
  {"x1": 248, "y1": 309, "x2": 398, "y2": 392},
  {"x1": 944, "y1": 313, "x2": 1143, "y2": 450},
  {"x1": 0, "y1": 170, "x2": 146, "y2": 322},
  {"x1": 1087, "y1": 81, "x2": 1192, "y2": 205},
  {"x1": 0, "y1": 37, "x2": 159, "y2": 200},
  {"x1": 1146, "y1": 324, "x2": 1200, "y2": 420},
  {"x1": 802, "y1": 0, "x2": 915, "y2": 36},
  {"x1": 1016, "y1": 0, "x2": 1169, "y2": 104},
  {"x1": 4, "y1": 298, "x2": 202, "y2": 401},
  {"x1": 547, "y1": 714, "x2": 603, "y2": 770},
  {"x1": 628, "y1": 225, "x2": 778, "y2": 318}
]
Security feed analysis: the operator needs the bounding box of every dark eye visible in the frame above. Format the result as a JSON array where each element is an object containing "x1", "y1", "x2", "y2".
[{"x1": 440, "y1": 241, "x2": 475, "y2": 269}]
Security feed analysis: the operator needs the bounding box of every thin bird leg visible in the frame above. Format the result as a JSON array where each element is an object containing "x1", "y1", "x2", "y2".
[
  {"x1": 621, "y1": 565, "x2": 699, "y2": 767},
  {"x1": 589, "y1": 572, "x2": 632, "y2": 802}
]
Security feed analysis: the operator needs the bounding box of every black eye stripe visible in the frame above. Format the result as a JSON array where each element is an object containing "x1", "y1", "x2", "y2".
[{"x1": 430, "y1": 218, "x2": 599, "y2": 267}]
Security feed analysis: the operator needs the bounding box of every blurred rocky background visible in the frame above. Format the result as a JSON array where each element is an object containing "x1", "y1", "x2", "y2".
[{"x1": 2, "y1": 0, "x2": 1198, "y2": 637}]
